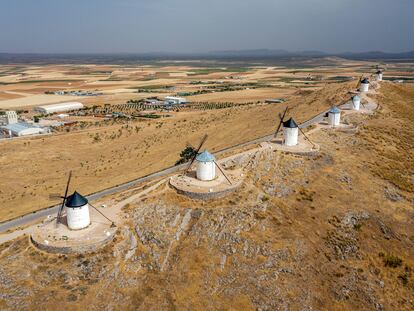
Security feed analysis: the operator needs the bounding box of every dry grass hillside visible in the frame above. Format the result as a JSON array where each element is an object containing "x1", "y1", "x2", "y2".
[
  {"x1": 0, "y1": 81, "x2": 354, "y2": 221},
  {"x1": 0, "y1": 83, "x2": 413, "y2": 310}
]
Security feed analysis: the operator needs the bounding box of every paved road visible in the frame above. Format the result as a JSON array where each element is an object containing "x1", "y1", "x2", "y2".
[{"x1": 0, "y1": 105, "x2": 335, "y2": 234}]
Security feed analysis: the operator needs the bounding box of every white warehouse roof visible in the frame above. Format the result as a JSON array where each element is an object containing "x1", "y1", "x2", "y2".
[
  {"x1": 1, "y1": 123, "x2": 45, "y2": 137},
  {"x1": 34, "y1": 102, "x2": 84, "y2": 114},
  {"x1": 165, "y1": 96, "x2": 187, "y2": 103}
]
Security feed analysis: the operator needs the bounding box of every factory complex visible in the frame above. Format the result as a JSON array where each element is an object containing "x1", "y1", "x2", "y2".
[{"x1": 34, "y1": 102, "x2": 85, "y2": 114}]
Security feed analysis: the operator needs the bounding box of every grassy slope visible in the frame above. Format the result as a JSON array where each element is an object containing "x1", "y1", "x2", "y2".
[
  {"x1": 0, "y1": 83, "x2": 413, "y2": 310},
  {"x1": 0, "y1": 82, "x2": 353, "y2": 221}
]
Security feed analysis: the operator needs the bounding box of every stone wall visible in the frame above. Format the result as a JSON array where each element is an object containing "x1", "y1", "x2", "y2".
[{"x1": 30, "y1": 232, "x2": 116, "y2": 254}]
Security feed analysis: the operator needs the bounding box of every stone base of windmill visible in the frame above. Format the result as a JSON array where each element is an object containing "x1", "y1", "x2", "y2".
[
  {"x1": 317, "y1": 120, "x2": 359, "y2": 133},
  {"x1": 169, "y1": 169, "x2": 243, "y2": 200},
  {"x1": 30, "y1": 215, "x2": 116, "y2": 254},
  {"x1": 269, "y1": 136, "x2": 320, "y2": 156}
]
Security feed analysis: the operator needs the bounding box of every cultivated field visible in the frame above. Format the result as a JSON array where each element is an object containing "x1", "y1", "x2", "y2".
[
  {"x1": 0, "y1": 81, "x2": 413, "y2": 310},
  {"x1": 0, "y1": 58, "x2": 413, "y2": 222}
]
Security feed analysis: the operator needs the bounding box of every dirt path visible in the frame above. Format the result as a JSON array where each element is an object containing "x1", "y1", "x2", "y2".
[{"x1": 0, "y1": 84, "x2": 380, "y2": 244}]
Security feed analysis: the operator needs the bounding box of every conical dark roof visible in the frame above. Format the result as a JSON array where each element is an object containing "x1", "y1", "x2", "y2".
[
  {"x1": 65, "y1": 191, "x2": 88, "y2": 208},
  {"x1": 283, "y1": 117, "x2": 298, "y2": 128},
  {"x1": 376, "y1": 70, "x2": 382, "y2": 74},
  {"x1": 361, "y1": 78, "x2": 369, "y2": 84}
]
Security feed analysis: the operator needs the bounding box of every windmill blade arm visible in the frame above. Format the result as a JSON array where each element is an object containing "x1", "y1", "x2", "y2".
[
  {"x1": 214, "y1": 161, "x2": 232, "y2": 185},
  {"x1": 56, "y1": 199, "x2": 66, "y2": 227},
  {"x1": 185, "y1": 153, "x2": 198, "y2": 172},
  {"x1": 281, "y1": 106, "x2": 289, "y2": 120},
  {"x1": 56, "y1": 171, "x2": 72, "y2": 226},
  {"x1": 89, "y1": 203, "x2": 116, "y2": 226},
  {"x1": 274, "y1": 107, "x2": 289, "y2": 137},
  {"x1": 298, "y1": 127, "x2": 316, "y2": 148},
  {"x1": 274, "y1": 120, "x2": 283, "y2": 138},
  {"x1": 195, "y1": 134, "x2": 208, "y2": 154},
  {"x1": 186, "y1": 134, "x2": 208, "y2": 173},
  {"x1": 356, "y1": 75, "x2": 363, "y2": 89}
]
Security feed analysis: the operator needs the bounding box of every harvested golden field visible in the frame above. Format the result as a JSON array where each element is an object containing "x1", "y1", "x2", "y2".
[
  {"x1": 186, "y1": 87, "x2": 294, "y2": 103},
  {"x1": 0, "y1": 94, "x2": 75, "y2": 109},
  {"x1": 0, "y1": 81, "x2": 354, "y2": 221},
  {"x1": 0, "y1": 92, "x2": 23, "y2": 101},
  {"x1": 0, "y1": 60, "x2": 412, "y2": 224},
  {"x1": 0, "y1": 82, "x2": 413, "y2": 310}
]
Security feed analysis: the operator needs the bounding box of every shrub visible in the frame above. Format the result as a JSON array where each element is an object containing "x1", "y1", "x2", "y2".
[
  {"x1": 398, "y1": 273, "x2": 409, "y2": 285},
  {"x1": 383, "y1": 254, "x2": 403, "y2": 268},
  {"x1": 93, "y1": 133, "x2": 101, "y2": 142},
  {"x1": 353, "y1": 223, "x2": 363, "y2": 231},
  {"x1": 175, "y1": 145, "x2": 197, "y2": 165}
]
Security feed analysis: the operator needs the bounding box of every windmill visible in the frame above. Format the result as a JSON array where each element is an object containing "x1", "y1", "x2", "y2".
[
  {"x1": 48, "y1": 171, "x2": 72, "y2": 227},
  {"x1": 49, "y1": 171, "x2": 116, "y2": 229},
  {"x1": 273, "y1": 107, "x2": 316, "y2": 148},
  {"x1": 185, "y1": 135, "x2": 232, "y2": 185},
  {"x1": 338, "y1": 92, "x2": 365, "y2": 110},
  {"x1": 184, "y1": 134, "x2": 209, "y2": 173},
  {"x1": 372, "y1": 65, "x2": 384, "y2": 81},
  {"x1": 355, "y1": 75, "x2": 364, "y2": 91}
]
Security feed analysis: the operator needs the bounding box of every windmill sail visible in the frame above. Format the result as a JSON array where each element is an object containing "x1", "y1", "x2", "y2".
[
  {"x1": 274, "y1": 106, "x2": 289, "y2": 138},
  {"x1": 56, "y1": 171, "x2": 72, "y2": 226},
  {"x1": 185, "y1": 134, "x2": 208, "y2": 172}
]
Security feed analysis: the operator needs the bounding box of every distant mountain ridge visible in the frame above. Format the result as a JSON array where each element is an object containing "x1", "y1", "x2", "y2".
[
  {"x1": 207, "y1": 49, "x2": 327, "y2": 57},
  {"x1": 207, "y1": 49, "x2": 414, "y2": 59},
  {"x1": 0, "y1": 50, "x2": 414, "y2": 64}
]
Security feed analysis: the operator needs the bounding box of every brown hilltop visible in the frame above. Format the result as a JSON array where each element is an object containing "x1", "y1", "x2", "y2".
[
  {"x1": 0, "y1": 82, "x2": 413, "y2": 310},
  {"x1": 0, "y1": 80, "x2": 354, "y2": 221}
]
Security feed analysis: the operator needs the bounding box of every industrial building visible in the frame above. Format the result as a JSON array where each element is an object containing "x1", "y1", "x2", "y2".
[
  {"x1": 1, "y1": 123, "x2": 46, "y2": 137},
  {"x1": 5, "y1": 111, "x2": 18, "y2": 124},
  {"x1": 265, "y1": 98, "x2": 286, "y2": 104},
  {"x1": 34, "y1": 102, "x2": 84, "y2": 114},
  {"x1": 164, "y1": 96, "x2": 187, "y2": 105}
]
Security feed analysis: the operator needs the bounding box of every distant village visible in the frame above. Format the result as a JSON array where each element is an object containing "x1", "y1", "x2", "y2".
[{"x1": 0, "y1": 96, "x2": 190, "y2": 139}]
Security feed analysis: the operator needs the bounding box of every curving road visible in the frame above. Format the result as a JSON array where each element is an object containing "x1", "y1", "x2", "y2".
[{"x1": 0, "y1": 105, "x2": 334, "y2": 234}]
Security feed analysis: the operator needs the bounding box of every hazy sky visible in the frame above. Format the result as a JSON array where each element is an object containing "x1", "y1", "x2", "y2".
[{"x1": 1, "y1": 0, "x2": 413, "y2": 53}]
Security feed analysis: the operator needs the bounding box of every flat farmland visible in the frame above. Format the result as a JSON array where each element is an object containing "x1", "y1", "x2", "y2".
[
  {"x1": 1, "y1": 58, "x2": 413, "y2": 222},
  {"x1": 0, "y1": 79, "x2": 354, "y2": 221},
  {"x1": 187, "y1": 88, "x2": 294, "y2": 103}
]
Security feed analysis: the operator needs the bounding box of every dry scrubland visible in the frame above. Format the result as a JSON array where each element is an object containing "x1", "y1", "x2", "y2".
[
  {"x1": 2, "y1": 58, "x2": 380, "y2": 222},
  {"x1": 0, "y1": 81, "x2": 355, "y2": 221},
  {"x1": 186, "y1": 88, "x2": 294, "y2": 103},
  {"x1": 0, "y1": 83, "x2": 413, "y2": 310}
]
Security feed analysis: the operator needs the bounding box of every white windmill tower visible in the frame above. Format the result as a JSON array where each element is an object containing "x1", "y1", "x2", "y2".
[
  {"x1": 273, "y1": 107, "x2": 316, "y2": 148},
  {"x1": 327, "y1": 106, "x2": 341, "y2": 127},
  {"x1": 283, "y1": 118, "x2": 299, "y2": 146},
  {"x1": 351, "y1": 95, "x2": 361, "y2": 111},
  {"x1": 65, "y1": 191, "x2": 91, "y2": 230},
  {"x1": 51, "y1": 171, "x2": 115, "y2": 230},
  {"x1": 375, "y1": 70, "x2": 383, "y2": 81},
  {"x1": 196, "y1": 151, "x2": 216, "y2": 181},
  {"x1": 359, "y1": 78, "x2": 370, "y2": 92},
  {"x1": 184, "y1": 135, "x2": 232, "y2": 184}
]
